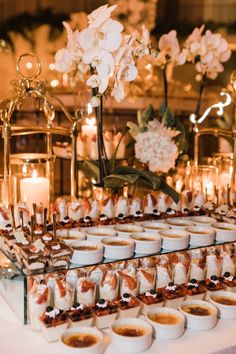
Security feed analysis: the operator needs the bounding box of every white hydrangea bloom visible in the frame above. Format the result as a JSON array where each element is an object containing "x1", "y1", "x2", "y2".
[{"x1": 135, "y1": 119, "x2": 180, "y2": 173}]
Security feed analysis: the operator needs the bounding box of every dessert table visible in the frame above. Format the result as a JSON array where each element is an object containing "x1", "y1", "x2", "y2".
[{"x1": 0, "y1": 294, "x2": 236, "y2": 354}]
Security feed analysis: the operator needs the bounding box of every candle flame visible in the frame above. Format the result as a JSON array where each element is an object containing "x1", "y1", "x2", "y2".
[
  {"x1": 32, "y1": 169, "x2": 37, "y2": 179},
  {"x1": 22, "y1": 164, "x2": 27, "y2": 174},
  {"x1": 87, "y1": 103, "x2": 93, "y2": 115},
  {"x1": 85, "y1": 117, "x2": 96, "y2": 126}
]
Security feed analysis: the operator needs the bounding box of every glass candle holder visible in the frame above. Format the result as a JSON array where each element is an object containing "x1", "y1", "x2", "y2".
[
  {"x1": 213, "y1": 153, "x2": 233, "y2": 189},
  {"x1": 10, "y1": 153, "x2": 55, "y2": 206},
  {"x1": 191, "y1": 165, "x2": 217, "y2": 202}
]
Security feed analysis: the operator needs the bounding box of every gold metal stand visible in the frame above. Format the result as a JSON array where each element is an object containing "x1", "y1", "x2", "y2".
[
  {"x1": 190, "y1": 90, "x2": 234, "y2": 189},
  {"x1": 0, "y1": 53, "x2": 82, "y2": 204}
]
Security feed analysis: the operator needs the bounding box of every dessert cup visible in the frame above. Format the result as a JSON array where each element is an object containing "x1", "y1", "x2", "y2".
[
  {"x1": 191, "y1": 216, "x2": 216, "y2": 226},
  {"x1": 186, "y1": 226, "x2": 215, "y2": 247},
  {"x1": 219, "y1": 272, "x2": 236, "y2": 292},
  {"x1": 71, "y1": 241, "x2": 103, "y2": 265},
  {"x1": 85, "y1": 227, "x2": 117, "y2": 244},
  {"x1": 183, "y1": 279, "x2": 207, "y2": 300},
  {"x1": 58, "y1": 230, "x2": 86, "y2": 245},
  {"x1": 67, "y1": 303, "x2": 94, "y2": 328},
  {"x1": 60, "y1": 326, "x2": 103, "y2": 354},
  {"x1": 200, "y1": 276, "x2": 226, "y2": 300},
  {"x1": 166, "y1": 217, "x2": 194, "y2": 229},
  {"x1": 110, "y1": 318, "x2": 153, "y2": 353},
  {"x1": 209, "y1": 290, "x2": 236, "y2": 318},
  {"x1": 93, "y1": 299, "x2": 118, "y2": 329},
  {"x1": 102, "y1": 237, "x2": 134, "y2": 260},
  {"x1": 130, "y1": 232, "x2": 161, "y2": 255},
  {"x1": 76, "y1": 277, "x2": 96, "y2": 306},
  {"x1": 40, "y1": 308, "x2": 68, "y2": 342},
  {"x1": 159, "y1": 229, "x2": 189, "y2": 251},
  {"x1": 137, "y1": 290, "x2": 164, "y2": 315},
  {"x1": 146, "y1": 307, "x2": 185, "y2": 339},
  {"x1": 179, "y1": 299, "x2": 217, "y2": 330},
  {"x1": 212, "y1": 222, "x2": 236, "y2": 242},
  {"x1": 99, "y1": 271, "x2": 119, "y2": 301},
  {"x1": 138, "y1": 268, "x2": 156, "y2": 293},
  {"x1": 114, "y1": 294, "x2": 141, "y2": 318},
  {"x1": 142, "y1": 221, "x2": 170, "y2": 234},
  {"x1": 28, "y1": 283, "x2": 49, "y2": 331},
  {"x1": 163, "y1": 283, "x2": 186, "y2": 309},
  {"x1": 54, "y1": 280, "x2": 74, "y2": 311},
  {"x1": 114, "y1": 224, "x2": 144, "y2": 238}
]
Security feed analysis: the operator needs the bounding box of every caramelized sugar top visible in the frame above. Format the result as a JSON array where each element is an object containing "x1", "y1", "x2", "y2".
[
  {"x1": 182, "y1": 304, "x2": 212, "y2": 316},
  {"x1": 63, "y1": 333, "x2": 98, "y2": 348},
  {"x1": 149, "y1": 313, "x2": 181, "y2": 325},
  {"x1": 113, "y1": 324, "x2": 146, "y2": 337}
]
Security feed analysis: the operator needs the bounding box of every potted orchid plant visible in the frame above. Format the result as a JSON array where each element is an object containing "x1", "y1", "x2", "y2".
[
  {"x1": 183, "y1": 25, "x2": 231, "y2": 121},
  {"x1": 55, "y1": 3, "x2": 179, "y2": 202}
]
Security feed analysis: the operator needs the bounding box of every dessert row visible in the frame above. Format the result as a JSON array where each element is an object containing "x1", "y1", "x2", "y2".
[
  {"x1": 0, "y1": 191, "x2": 209, "y2": 230},
  {"x1": 39, "y1": 293, "x2": 236, "y2": 351},
  {"x1": 46, "y1": 290, "x2": 236, "y2": 354},
  {"x1": 1, "y1": 214, "x2": 236, "y2": 273},
  {"x1": 27, "y1": 242, "x2": 236, "y2": 335}
]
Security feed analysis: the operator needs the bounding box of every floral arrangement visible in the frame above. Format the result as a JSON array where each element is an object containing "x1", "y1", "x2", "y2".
[
  {"x1": 183, "y1": 25, "x2": 231, "y2": 119},
  {"x1": 55, "y1": 4, "x2": 150, "y2": 106},
  {"x1": 132, "y1": 118, "x2": 180, "y2": 173},
  {"x1": 127, "y1": 26, "x2": 231, "y2": 175},
  {"x1": 55, "y1": 3, "x2": 179, "y2": 202},
  {"x1": 54, "y1": 3, "x2": 231, "y2": 201}
]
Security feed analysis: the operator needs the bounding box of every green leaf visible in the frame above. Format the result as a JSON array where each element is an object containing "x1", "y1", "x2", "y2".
[
  {"x1": 83, "y1": 160, "x2": 99, "y2": 181},
  {"x1": 104, "y1": 173, "x2": 139, "y2": 189},
  {"x1": 162, "y1": 107, "x2": 176, "y2": 127},
  {"x1": 127, "y1": 121, "x2": 140, "y2": 139},
  {"x1": 109, "y1": 126, "x2": 129, "y2": 171},
  {"x1": 137, "y1": 105, "x2": 155, "y2": 130},
  {"x1": 159, "y1": 179, "x2": 179, "y2": 203},
  {"x1": 158, "y1": 101, "x2": 166, "y2": 118},
  {"x1": 110, "y1": 166, "x2": 179, "y2": 203}
]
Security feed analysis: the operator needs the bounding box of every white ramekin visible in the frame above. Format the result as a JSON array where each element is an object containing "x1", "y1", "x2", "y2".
[
  {"x1": 159, "y1": 229, "x2": 189, "y2": 251},
  {"x1": 146, "y1": 307, "x2": 185, "y2": 339},
  {"x1": 60, "y1": 326, "x2": 103, "y2": 353},
  {"x1": 110, "y1": 318, "x2": 153, "y2": 353},
  {"x1": 179, "y1": 299, "x2": 217, "y2": 330},
  {"x1": 85, "y1": 227, "x2": 117, "y2": 244},
  {"x1": 142, "y1": 221, "x2": 170, "y2": 234},
  {"x1": 190, "y1": 216, "x2": 216, "y2": 226},
  {"x1": 71, "y1": 241, "x2": 104, "y2": 265},
  {"x1": 212, "y1": 223, "x2": 236, "y2": 242},
  {"x1": 209, "y1": 290, "x2": 236, "y2": 318},
  {"x1": 114, "y1": 224, "x2": 144, "y2": 238},
  {"x1": 186, "y1": 226, "x2": 215, "y2": 246},
  {"x1": 102, "y1": 237, "x2": 134, "y2": 260},
  {"x1": 166, "y1": 218, "x2": 195, "y2": 229},
  {"x1": 129, "y1": 232, "x2": 161, "y2": 254}
]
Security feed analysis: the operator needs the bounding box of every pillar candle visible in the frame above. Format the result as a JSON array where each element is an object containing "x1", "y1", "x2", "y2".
[{"x1": 20, "y1": 170, "x2": 49, "y2": 206}]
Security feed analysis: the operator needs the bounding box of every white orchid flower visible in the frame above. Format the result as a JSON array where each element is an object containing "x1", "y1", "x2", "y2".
[
  {"x1": 185, "y1": 25, "x2": 231, "y2": 80},
  {"x1": 79, "y1": 18, "x2": 123, "y2": 53},
  {"x1": 90, "y1": 95, "x2": 101, "y2": 107},
  {"x1": 86, "y1": 73, "x2": 109, "y2": 94},
  {"x1": 55, "y1": 48, "x2": 73, "y2": 73},
  {"x1": 111, "y1": 81, "x2": 125, "y2": 102},
  {"x1": 156, "y1": 30, "x2": 186, "y2": 67},
  {"x1": 88, "y1": 4, "x2": 117, "y2": 28},
  {"x1": 82, "y1": 47, "x2": 115, "y2": 75}
]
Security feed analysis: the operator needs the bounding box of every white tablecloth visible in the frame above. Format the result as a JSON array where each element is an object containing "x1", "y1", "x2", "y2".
[{"x1": 0, "y1": 294, "x2": 236, "y2": 354}]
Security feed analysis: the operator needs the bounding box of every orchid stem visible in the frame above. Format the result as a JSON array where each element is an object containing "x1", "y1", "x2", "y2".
[
  {"x1": 195, "y1": 75, "x2": 207, "y2": 119},
  {"x1": 162, "y1": 66, "x2": 168, "y2": 109}
]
